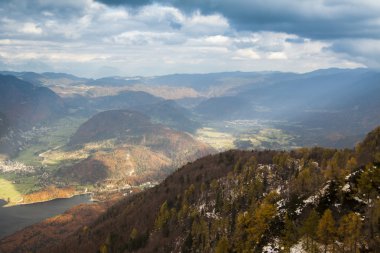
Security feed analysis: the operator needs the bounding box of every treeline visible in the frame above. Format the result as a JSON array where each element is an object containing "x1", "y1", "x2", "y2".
[
  {"x1": 151, "y1": 128, "x2": 380, "y2": 252},
  {"x1": 44, "y1": 127, "x2": 380, "y2": 253}
]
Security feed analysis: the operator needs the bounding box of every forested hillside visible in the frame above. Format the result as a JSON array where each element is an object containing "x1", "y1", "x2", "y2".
[{"x1": 3, "y1": 126, "x2": 378, "y2": 253}]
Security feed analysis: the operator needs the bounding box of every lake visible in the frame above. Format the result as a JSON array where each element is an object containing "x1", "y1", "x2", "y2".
[{"x1": 0, "y1": 194, "x2": 91, "y2": 239}]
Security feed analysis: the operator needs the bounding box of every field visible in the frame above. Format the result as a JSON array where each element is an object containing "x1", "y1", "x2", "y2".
[
  {"x1": 0, "y1": 177, "x2": 23, "y2": 204},
  {"x1": 237, "y1": 128, "x2": 297, "y2": 149},
  {"x1": 40, "y1": 139, "x2": 117, "y2": 166},
  {"x1": 16, "y1": 116, "x2": 88, "y2": 167},
  {"x1": 196, "y1": 120, "x2": 298, "y2": 151},
  {"x1": 195, "y1": 127, "x2": 235, "y2": 151}
]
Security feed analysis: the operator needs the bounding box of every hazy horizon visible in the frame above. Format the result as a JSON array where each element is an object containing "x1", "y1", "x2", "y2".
[{"x1": 1, "y1": 66, "x2": 375, "y2": 80}]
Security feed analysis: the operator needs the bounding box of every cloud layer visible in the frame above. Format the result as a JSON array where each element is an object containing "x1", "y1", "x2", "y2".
[
  {"x1": 97, "y1": 0, "x2": 380, "y2": 39},
  {"x1": 0, "y1": 0, "x2": 377, "y2": 77}
]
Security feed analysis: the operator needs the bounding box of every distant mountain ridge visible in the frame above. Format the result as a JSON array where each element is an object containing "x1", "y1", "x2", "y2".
[
  {"x1": 0, "y1": 74, "x2": 66, "y2": 129},
  {"x1": 61, "y1": 109, "x2": 214, "y2": 185},
  {"x1": 69, "y1": 110, "x2": 154, "y2": 146},
  {"x1": 0, "y1": 74, "x2": 67, "y2": 157},
  {"x1": 1, "y1": 68, "x2": 379, "y2": 149},
  {"x1": 0, "y1": 113, "x2": 9, "y2": 138},
  {"x1": 131, "y1": 100, "x2": 201, "y2": 133}
]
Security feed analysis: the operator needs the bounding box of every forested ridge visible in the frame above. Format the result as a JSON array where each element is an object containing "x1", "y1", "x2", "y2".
[{"x1": 4, "y1": 127, "x2": 380, "y2": 253}]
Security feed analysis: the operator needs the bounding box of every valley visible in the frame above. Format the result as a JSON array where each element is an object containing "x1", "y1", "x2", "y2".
[
  {"x1": 1, "y1": 126, "x2": 379, "y2": 252},
  {"x1": 1, "y1": 1, "x2": 379, "y2": 251},
  {"x1": 1, "y1": 69, "x2": 380, "y2": 208},
  {"x1": 0, "y1": 194, "x2": 94, "y2": 239},
  {"x1": 196, "y1": 119, "x2": 298, "y2": 151},
  {"x1": 0, "y1": 69, "x2": 379, "y2": 252}
]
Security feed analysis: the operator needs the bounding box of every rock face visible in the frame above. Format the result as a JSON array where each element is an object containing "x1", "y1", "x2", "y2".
[{"x1": 3, "y1": 126, "x2": 380, "y2": 253}]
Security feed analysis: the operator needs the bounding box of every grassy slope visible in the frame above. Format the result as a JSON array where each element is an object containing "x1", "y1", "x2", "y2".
[{"x1": 0, "y1": 177, "x2": 23, "y2": 204}]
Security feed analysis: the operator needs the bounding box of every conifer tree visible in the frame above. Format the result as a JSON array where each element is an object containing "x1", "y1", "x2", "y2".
[
  {"x1": 281, "y1": 214, "x2": 298, "y2": 252},
  {"x1": 155, "y1": 201, "x2": 171, "y2": 232},
  {"x1": 215, "y1": 236, "x2": 229, "y2": 253},
  {"x1": 247, "y1": 202, "x2": 277, "y2": 250},
  {"x1": 338, "y1": 212, "x2": 362, "y2": 253},
  {"x1": 317, "y1": 209, "x2": 336, "y2": 253},
  {"x1": 300, "y1": 209, "x2": 319, "y2": 252}
]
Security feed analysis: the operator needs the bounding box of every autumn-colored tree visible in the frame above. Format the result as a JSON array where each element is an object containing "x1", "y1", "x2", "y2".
[
  {"x1": 317, "y1": 209, "x2": 336, "y2": 253},
  {"x1": 281, "y1": 214, "x2": 298, "y2": 252},
  {"x1": 126, "y1": 228, "x2": 149, "y2": 251},
  {"x1": 357, "y1": 167, "x2": 374, "y2": 203},
  {"x1": 155, "y1": 201, "x2": 171, "y2": 232},
  {"x1": 233, "y1": 212, "x2": 250, "y2": 252},
  {"x1": 300, "y1": 209, "x2": 320, "y2": 252},
  {"x1": 130, "y1": 228, "x2": 139, "y2": 240},
  {"x1": 215, "y1": 236, "x2": 229, "y2": 253},
  {"x1": 246, "y1": 202, "x2": 277, "y2": 250},
  {"x1": 99, "y1": 244, "x2": 108, "y2": 253},
  {"x1": 365, "y1": 199, "x2": 380, "y2": 251},
  {"x1": 338, "y1": 212, "x2": 362, "y2": 253},
  {"x1": 233, "y1": 158, "x2": 243, "y2": 174},
  {"x1": 291, "y1": 166, "x2": 323, "y2": 197},
  {"x1": 191, "y1": 214, "x2": 210, "y2": 252},
  {"x1": 274, "y1": 152, "x2": 293, "y2": 179},
  {"x1": 325, "y1": 151, "x2": 347, "y2": 181},
  {"x1": 346, "y1": 157, "x2": 358, "y2": 172}
]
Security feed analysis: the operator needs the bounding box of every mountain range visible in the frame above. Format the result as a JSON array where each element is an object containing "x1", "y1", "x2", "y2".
[
  {"x1": 0, "y1": 68, "x2": 380, "y2": 252},
  {"x1": 0, "y1": 74, "x2": 66, "y2": 130},
  {"x1": 3, "y1": 68, "x2": 379, "y2": 149}
]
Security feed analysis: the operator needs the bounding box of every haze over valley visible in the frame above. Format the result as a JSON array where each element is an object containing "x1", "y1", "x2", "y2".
[{"x1": 0, "y1": 0, "x2": 380, "y2": 252}]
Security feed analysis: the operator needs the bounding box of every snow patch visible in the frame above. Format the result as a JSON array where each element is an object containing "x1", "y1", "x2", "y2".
[
  {"x1": 262, "y1": 238, "x2": 280, "y2": 253},
  {"x1": 353, "y1": 196, "x2": 367, "y2": 204},
  {"x1": 304, "y1": 194, "x2": 318, "y2": 204},
  {"x1": 290, "y1": 240, "x2": 305, "y2": 253},
  {"x1": 342, "y1": 183, "x2": 350, "y2": 192}
]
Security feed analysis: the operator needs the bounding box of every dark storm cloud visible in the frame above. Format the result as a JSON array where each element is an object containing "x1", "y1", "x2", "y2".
[
  {"x1": 329, "y1": 39, "x2": 380, "y2": 68},
  {"x1": 95, "y1": 0, "x2": 380, "y2": 40}
]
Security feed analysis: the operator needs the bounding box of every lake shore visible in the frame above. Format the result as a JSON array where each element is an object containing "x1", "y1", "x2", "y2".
[
  {"x1": 1, "y1": 191, "x2": 92, "y2": 207},
  {"x1": 0, "y1": 194, "x2": 93, "y2": 240}
]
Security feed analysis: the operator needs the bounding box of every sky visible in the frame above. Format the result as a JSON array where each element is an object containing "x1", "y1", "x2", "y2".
[{"x1": 0, "y1": 0, "x2": 379, "y2": 77}]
